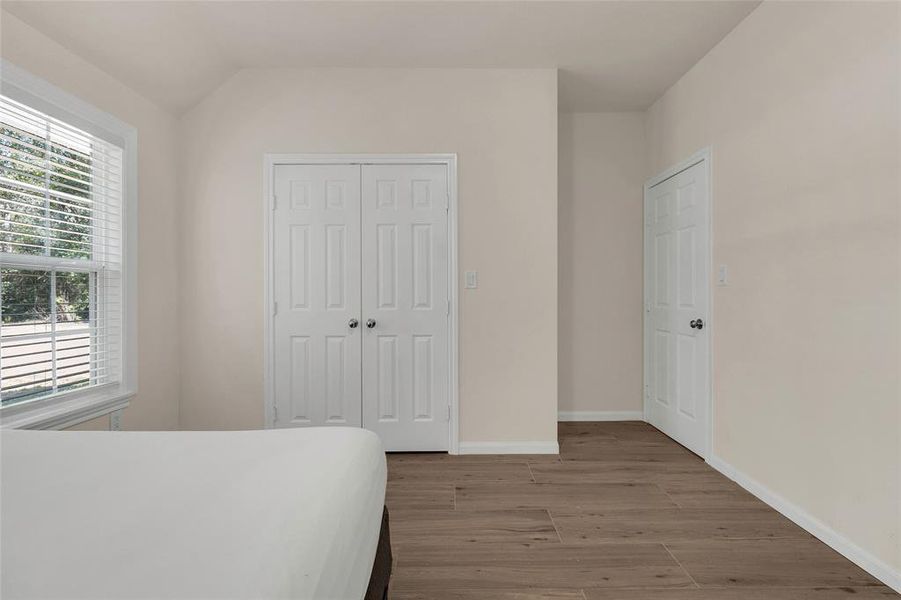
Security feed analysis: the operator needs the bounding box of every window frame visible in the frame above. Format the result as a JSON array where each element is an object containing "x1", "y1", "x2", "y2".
[{"x1": 0, "y1": 60, "x2": 137, "y2": 430}]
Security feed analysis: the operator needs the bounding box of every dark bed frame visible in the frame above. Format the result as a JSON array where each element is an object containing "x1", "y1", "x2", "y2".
[{"x1": 364, "y1": 506, "x2": 392, "y2": 600}]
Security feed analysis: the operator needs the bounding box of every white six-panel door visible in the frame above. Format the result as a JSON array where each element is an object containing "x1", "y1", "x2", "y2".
[
  {"x1": 644, "y1": 158, "x2": 710, "y2": 457},
  {"x1": 361, "y1": 165, "x2": 449, "y2": 451},
  {"x1": 271, "y1": 162, "x2": 450, "y2": 451},
  {"x1": 273, "y1": 164, "x2": 363, "y2": 428}
]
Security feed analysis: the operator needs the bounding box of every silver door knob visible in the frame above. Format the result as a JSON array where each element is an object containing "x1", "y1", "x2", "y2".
[
  {"x1": 690, "y1": 318, "x2": 704, "y2": 330},
  {"x1": 348, "y1": 318, "x2": 359, "y2": 329},
  {"x1": 366, "y1": 319, "x2": 376, "y2": 329}
]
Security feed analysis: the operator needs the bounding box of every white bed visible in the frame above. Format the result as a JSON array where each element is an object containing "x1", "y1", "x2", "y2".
[{"x1": 1, "y1": 427, "x2": 387, "y2": 600}]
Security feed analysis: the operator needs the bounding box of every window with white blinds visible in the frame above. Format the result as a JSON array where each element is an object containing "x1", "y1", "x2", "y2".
[{"x1": 0, "y1": 94, "x2": 124, "y2": 407}]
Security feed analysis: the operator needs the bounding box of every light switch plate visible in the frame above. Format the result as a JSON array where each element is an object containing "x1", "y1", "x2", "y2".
[
  {"x1": 465, "y1": 271, "x2": 478, "y2": 289},
  {"x1": 717, "y1": 265, "x2": 728, "y2": 286}
]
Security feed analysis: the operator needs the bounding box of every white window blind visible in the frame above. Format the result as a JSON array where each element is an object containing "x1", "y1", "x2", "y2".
[{"x1": 0, "y1": 94, "x2": 124, "y2": 407}]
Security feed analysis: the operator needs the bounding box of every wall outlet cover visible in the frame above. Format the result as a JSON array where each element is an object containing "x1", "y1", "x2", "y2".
[{"x1": 110, "y1": 410, "x2": 122, "y2": 431}]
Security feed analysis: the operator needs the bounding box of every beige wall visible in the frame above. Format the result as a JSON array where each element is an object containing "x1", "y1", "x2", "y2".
[
  {"x1": 1, "y1": 13, "x2": 181, "y2": 431},
  {"x1": 178, "y1": 68, "x2": 558, "y2": 444},
  {"x1": 558, "y1": 112, "x2": 645, "y2": 417},
  {"x1": 646, "y1": 1, "x2": 900, "y2": 571}
]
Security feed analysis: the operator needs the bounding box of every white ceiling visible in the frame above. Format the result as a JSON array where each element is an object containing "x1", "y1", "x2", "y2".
[{"x1": 3, "y1": 1, "x2": 760, "y2": 114}]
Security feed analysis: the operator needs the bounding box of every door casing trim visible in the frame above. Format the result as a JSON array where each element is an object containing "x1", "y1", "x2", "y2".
[
  {"x1": 642, "y1": 146, "x2": 713, "y2": 459},
  {"x1": 262, "y1": 154, "x2": 460, "y2": 454}
]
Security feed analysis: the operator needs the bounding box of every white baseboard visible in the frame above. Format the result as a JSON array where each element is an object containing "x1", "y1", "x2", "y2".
[
  {"x1": 458, "y1": 441, "x2": 559, "y2": 455},
  {"x1": 558, "y1": 410, "x2": 644, "y2": 422},
  {"x1": 707, "y1": 454, "x2": 901, "y2": 593}
]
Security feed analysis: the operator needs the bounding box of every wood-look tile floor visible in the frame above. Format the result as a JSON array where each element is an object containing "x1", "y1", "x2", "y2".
[{"x1": 386, "y1": 421, "x2": 897, "y2": 599}]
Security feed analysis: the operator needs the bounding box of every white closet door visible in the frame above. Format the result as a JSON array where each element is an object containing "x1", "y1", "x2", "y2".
[
  {"x1": 272, "y1": 164, "x2": 362, "y2": 428},
  {"x1": 645, "y1": 159, "x2": 710, "y2": 457},
  {"x1": 361, "y1": 164, "x2": 449, "y2": 451}
]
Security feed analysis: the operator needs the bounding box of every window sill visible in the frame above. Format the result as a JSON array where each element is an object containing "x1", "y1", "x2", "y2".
[{"x1": 0, "y1": 387, "x2": 133, "y2": 430}]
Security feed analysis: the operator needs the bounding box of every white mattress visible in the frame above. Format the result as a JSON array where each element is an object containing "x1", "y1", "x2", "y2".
[{"x1": 1, "y1": 427, "x2": 386, "y2": 600}]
